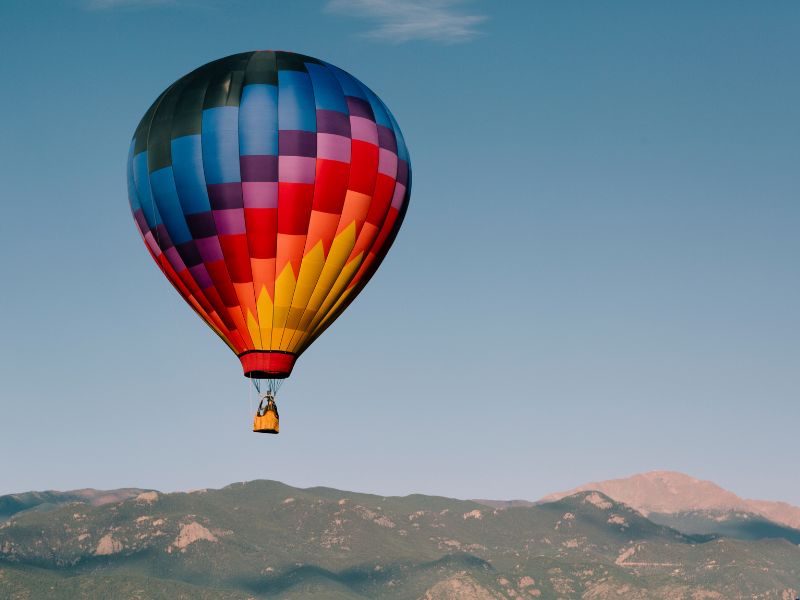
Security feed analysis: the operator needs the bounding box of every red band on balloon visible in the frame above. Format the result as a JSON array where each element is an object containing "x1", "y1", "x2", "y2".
[{"x1": 239, "y1": 351, "x2": 297, "y2": 379}]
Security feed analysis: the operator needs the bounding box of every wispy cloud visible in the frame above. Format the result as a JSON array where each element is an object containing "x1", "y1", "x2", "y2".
[{"x1": 326, "y1": 0, "x2": 487, "y2": 44}]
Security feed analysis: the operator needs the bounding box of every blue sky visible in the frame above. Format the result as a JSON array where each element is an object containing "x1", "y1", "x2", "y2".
[{"x1": 1, "y1": 1, "x2": 798, "y2": 505}]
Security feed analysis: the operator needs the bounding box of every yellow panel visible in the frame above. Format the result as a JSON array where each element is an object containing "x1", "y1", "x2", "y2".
[
  {"x1": 292, "y1": 192, "x2": 376, "y2": 349},
  {"x1": 246, "y1": 309, "x2": 262, "y2": 350},
  {"x1": 277, "y1": 241, "x2": 326, "y2": 350},
  {"x1": 294, "y1": 222, "x2": 357, "y2": 336},
  {"x1": 256, "y1": 287, "x2": 275, "y2": 349},
  {"x1": 252, "y1": 258, "x2": 275, "y2": 348},
  {"x1": 308, "y1": 286, "x2": 353, "y2": 341},
  {"x1": 304, "y1": 251, "x2": 364, "y2": 342},
  {"x1": 271, "y1": 262, "x2": 297, "y2": 348},
  {"x1": 291, "y1": 241, "x2": 326, "y2": 309}
]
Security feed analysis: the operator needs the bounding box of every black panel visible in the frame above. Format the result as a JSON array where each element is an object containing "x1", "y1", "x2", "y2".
[
  {"x1": 170, "y1": 72, "x2": 207, "y2": 138},
  {"x1": 133, "y1": 90, "x2": 165, "y2": 155},
  {"x1": 147, "y1": 82, "x2": 183, "y2": 172},
  {"x1": 202, "y1": 53, "x2": 252, "y2": 109},
  {"x1": 276, "y1": 51, "x2": 309, "y2": 72},
  {"x1": 244, "y1": 51, "x2": 277, "y2": 85},
  {"x1": 170, "y1": 53, "x2": 251, "y2": 136},
  {"x1": 292, "y1": 52, "x2": 323, "y2": 66},
  {"x1": 226, "y1": 70, "x2": 245, "y2": 106}
]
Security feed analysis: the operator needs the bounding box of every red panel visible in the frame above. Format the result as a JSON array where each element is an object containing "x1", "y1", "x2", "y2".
[
  {"x1": 313, "y1": 159, "x2": 350, "y2": 214},
  {"x1": 373, "y1": 206, "x2": 400, "y2": 251},
  {"x1": 348, "y1": 140, "x2": 379, "y2": 194},
  {"x1": 205, "y1": 260, "x2": 240, "y2": 307},
  {"x1": 203, "y1": 285, "x2": 238, "y2": 331},
  {"x1": 177, "y1": 270, "x2": 212, "y2": 314},
  {"x1": 278, "y1": 183, "x2": 314, "y2": 235},
  {"x1": 219, "y1": 234, "x2": 253, "y2": 283},
  {"x1": 176, "y1": 269, "x2": 231, "y2": 337},
  {"x1": 244, "y1": 208, "x2": 277, "y2": 260},
  {"x1": 239, "y1": 351, "x2": 297, "y2": 378},
  {"x1": 346, "y1": 208, "x2": 402, "y2": 295},
  {"x1": 365, "y1": 173, "x2": 396, "y2": 226}
]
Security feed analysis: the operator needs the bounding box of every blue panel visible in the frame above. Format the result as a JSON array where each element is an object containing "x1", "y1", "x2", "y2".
[
  {"x1": 326, "y1": 64, "x2": 367, "y2": 100},
  {"x1": 387, "y1": 109, "x2": 410, "y2": 163},
  {"x1": 127, "y1": 141, "x2": 141, "y2": 212},
  {"x1": 202, "y1": 106, "x2": 241, "y2": 184},
  {"x1": 132, "y1": 151, "x2": 161, "y2": 227},
  {"x1": 278, "y1": 70, "x2": 316, "y2": 132},
  {"x1": 171, "y1": 135, "x2": 212, "y2": 215},
  {"x1": 362, "y1": 85, "x2": 392, "y2": 129},
  {"x1": 307, "y1": 63, "x2": 347, "y2": 113},
  {"x1": 240, "y1": 84, "x2": 278, "y2": 156},
  {"x1": 149, "y1": 167, "x2": 193, "y2": 245}
]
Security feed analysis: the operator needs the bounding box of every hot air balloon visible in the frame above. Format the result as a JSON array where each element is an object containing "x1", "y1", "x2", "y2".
[{"x1": 127, "y1": 51, "x2": 411, "y2": 433}]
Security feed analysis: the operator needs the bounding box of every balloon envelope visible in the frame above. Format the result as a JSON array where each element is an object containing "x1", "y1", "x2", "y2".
[{"x1": 128, "y1": 51, "x2": 411, "y2": 378}]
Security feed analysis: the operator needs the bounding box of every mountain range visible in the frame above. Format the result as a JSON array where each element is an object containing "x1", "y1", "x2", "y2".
[
  {"x1": 1, "y1": 472, "x2": 799, "y2": 599},
  {"x1": 539, "y1": 471, "x2": 800, "y2": 530}
]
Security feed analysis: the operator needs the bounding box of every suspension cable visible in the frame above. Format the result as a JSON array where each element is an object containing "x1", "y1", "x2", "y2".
[{"x1": 251, "y1": 378, "x2": 285, "y2": 397}]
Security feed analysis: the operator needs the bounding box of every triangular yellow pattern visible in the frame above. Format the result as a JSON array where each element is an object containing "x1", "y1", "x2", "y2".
[
  {"x1": 290, "y1": 240, "x2": 326, "y2": 310},
  {"x1": 304, "y1": 251, "x2": 365, "y2": 344},
  {"x1": 294, "y1": 222, "x2": 357, "y2": 338},
  {"x1": 309, "y1": 286, "x2": 354, "y2": 341},
  {"x1": 237, "y1": 222, "x2": 374, "y2": 353},
  {"x1": 246, "y1": 309, "x2": 261, "y2": 351},
  {"x1": 270, "y1": 262, "x2": 298, "y2": 348},
  {"x1": 232, "y1": 282, "x2": 262, "y2": 348},
  {"x1": 278, "y1": 240, "x2": 327, "y2": 351},
  {"x1": 256, "y1": 285, "x2": 274, "y2": 350}
]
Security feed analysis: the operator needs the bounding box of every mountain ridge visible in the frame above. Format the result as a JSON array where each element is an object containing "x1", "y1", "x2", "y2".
[
  {"x1": 1, "y1": 478, "x2": 799, "y2": 599},
  {"x1": 536, "y1": 470, "x2": 800, "y2": 530},
  {"x1": 0, "y1": 488, "x2": 148, "y2": 520}
]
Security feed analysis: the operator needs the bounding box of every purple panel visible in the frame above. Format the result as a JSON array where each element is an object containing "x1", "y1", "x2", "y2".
[
  {"x1": 396, "y1": 159, "x2": 409, "y2": 186},
  {"x1": 279, "y1": 130, "x2": 317, "y2": 157},
  {"x1": 279, "y1": 156, "x2": 316, "y2": 184},
  {"x1": 189, "y1": 263, "x2": 213, "y2": 289},
  {"x1": 207, "y1": 182, "x2": 244, "y2": 209},
  {"x1": 133, "y1": 209, "x2": 149, "y2": 233},
  {"x1": 346, "y1": 96, "x2": 374, "y2": 120},
  {"x1": 350, "y1": 116, "x2": 378, "y2": 144},
  {"x1": 144, "y1": 231, "x2": 160, "y2": 256},
  {"x1": 242, "y1": 182, "x2": 278, "y2": 208},
  {"x1": 317, "y1": 133, "x2": 351, "y2": 163},
  {"x1": 195, "y1": 236, "x2": 224, "y2": 263},
  {"x1": 240, "y1": 155, "x2": 278, "y2": 182},
  {"x1": 316, "y1": 110, "x2": 351, "y2": 137},
  {"x1": 176, "y1": 241, "x2": 203, "y2": 267},
  {"x1": 213, "y1": 208, "x2": 247, "y2": 235},
  {"x1": 378, "y1": 148, "x2": 398, "y2": 177},
  {"x1": 152, "y1": 224, "x2": 174, "y2": 249},
  {"x1": 165, "y1": 246, "x2": 187, "y2": 273},
  {"x1": 377, "y1": 125, "x2": 397, "y2": 152},
  {"x1": 391, "y1": 183, "x2": 406, "y2": 210},
  {"x1": 185, "y1": 212, "x2": 217, "y2": 239}
]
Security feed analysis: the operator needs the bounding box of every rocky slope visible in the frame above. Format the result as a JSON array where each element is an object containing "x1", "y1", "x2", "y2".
[
  {"x1": 1, "y1": 481, "x2": 798, "y2": 599},
  {"x1": 0, "y1": 488, "x2": 147, "y2": 520}
]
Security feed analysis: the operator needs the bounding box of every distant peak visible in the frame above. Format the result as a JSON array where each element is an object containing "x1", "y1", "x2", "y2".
[{"x1": 538, "y1": 471, "x2": 800, "y2": 531}]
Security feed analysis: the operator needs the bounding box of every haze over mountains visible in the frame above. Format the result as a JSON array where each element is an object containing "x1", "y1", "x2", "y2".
[{"x1": 1, "y1": 473, "x2": 799, "y2": 599}]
